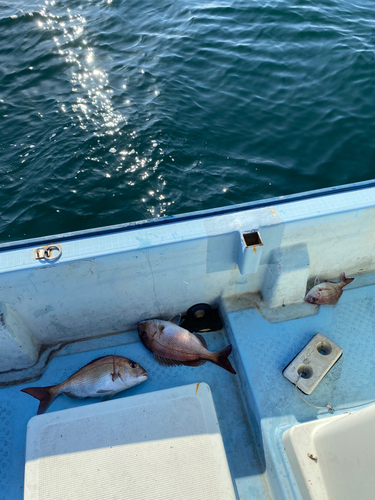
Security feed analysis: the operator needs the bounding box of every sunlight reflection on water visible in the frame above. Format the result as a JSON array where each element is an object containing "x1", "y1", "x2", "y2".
[
  {"x1": 39, "y1": 5, "x2": 125, "y2": 136},
  {"x1": 34, "y1": 1, "x2": 171, "y2": 219}
]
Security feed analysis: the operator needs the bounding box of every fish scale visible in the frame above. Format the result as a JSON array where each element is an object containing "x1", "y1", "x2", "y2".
[{"x1": 60, "y1": 363, "x2": 118, "y2": 397}]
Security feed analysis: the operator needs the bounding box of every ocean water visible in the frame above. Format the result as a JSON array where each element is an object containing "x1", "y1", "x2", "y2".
[{"x1": 0, "y1": 0, "x2": 374, "y2": 242}]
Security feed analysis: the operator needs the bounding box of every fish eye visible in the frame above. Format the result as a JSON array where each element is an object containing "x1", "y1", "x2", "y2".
[
  {"x1": 141, "y1": 331, "x2": 147, "y2": 338},
  {"x1": 130, "y1": 361, "x2": 138, "y2": 369}
]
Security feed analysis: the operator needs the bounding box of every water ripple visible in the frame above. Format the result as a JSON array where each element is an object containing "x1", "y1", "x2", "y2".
[{"x1": 0, "y1": 0, "x2": 374, "y2": 240}]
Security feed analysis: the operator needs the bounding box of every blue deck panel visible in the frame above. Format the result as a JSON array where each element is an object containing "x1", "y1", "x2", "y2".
[
  {"x1": 2, "y1": 285, "x2": 375, "y2": 500},
  {"x1": 223, "y1": 284, "x2": 375, "y2": 499},
  {"x1": 0, "y1": 329, "x2": 271, "y2": 500}
]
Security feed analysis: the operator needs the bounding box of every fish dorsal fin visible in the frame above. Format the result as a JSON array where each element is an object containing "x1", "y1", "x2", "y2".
[
  {"x1": 112, "y1": 349, "x2": 119, "y2": 381},
  {"x1": 314, "y1": 277, "x2": 320, "y2": 286},
  {"x1": 193, "y1": 332, "x2": 208, "y2": 348},
  {"x1": 76, "y1": 356, "x2": 115, "y2": 374},
  {"x1": 154, "y1": 354, "x2": 206, "y2": 368},
  {"x1": 82, "y1": 356, "x2": 108, "y2": 368},
  {"x1": 154, "y1": 354, "x2": 185, "y2": 367},
  {"x1": 169, "y1": 314, "x2": 182, "y2": 325}
]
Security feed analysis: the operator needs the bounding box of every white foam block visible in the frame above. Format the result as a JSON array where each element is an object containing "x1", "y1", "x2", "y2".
[{"x1": 24, "y1": 383, "x2": 236, "y2": 500}]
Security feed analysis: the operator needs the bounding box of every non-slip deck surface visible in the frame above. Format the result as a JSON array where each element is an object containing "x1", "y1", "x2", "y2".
[
  {"x1": 227, "y1": 284, "x2": 375, "y2": 423},
  {"x1": 0, "y1": 329, "x2": 266, "y2": 500},
  {"x1": 25, "y1": 384, "x2": 235, "y2": 500},
  {"x1": 225, "y1": 283, "x2": 375, "y2": 499},
  {"x1": 3, "y1": 283, "x2": 375, "y2": 500}
]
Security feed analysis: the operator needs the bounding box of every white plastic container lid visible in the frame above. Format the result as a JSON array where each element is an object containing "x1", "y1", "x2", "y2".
[
  {"x1": 24, "y1": 382, "x2": 236, "y2": 500},
  {"x1": 283, "y1": 403, "x2": 375, "y2": 500}
]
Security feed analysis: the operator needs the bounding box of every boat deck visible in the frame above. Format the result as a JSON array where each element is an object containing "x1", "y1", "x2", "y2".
[
  {"x1": 0, "y1": 324, "x2": 270, "y2": 500},
  {"x1": 224, "y1": 282, "x2": 375, "y2": 499},
  {"x1": 2, "y1": 282, "x2": 375, "y2": 499}
]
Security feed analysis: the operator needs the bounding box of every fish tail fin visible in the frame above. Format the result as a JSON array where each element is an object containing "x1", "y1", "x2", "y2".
[
  {"x1": 214, "y1": 344, "x2": 236, "y2": 375},
  {"x1": 21, "y1": 386, "x2": 57, "y2": 415},
  {"x1": 341, "y1": 272, "x2": 354, "y2": 286}
]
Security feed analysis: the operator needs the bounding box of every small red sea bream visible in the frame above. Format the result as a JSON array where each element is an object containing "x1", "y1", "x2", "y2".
[
  {"x1": 21, "y1": 354, "x2": 148, "y2": 415},
  {"x1": 304, "y1": 272, "x2": 354, "y2": 305},
  {"x1": 137, "y1": 319, "x2": 236, "y2": 374}
]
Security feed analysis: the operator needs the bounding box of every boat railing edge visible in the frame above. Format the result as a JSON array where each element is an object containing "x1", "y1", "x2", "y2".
[{"x1": 1, "y1": 179, "x2": 375, "y2": 252}]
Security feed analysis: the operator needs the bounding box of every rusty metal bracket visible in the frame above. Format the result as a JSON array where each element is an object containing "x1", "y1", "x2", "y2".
[{"x1": 34, "y1": 244, "x2": 62, "y2": 262}]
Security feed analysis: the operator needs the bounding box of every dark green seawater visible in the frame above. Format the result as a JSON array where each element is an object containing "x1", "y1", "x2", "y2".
[{"x1": 0, "y1": 0, "x2": 374, "y2": 242}]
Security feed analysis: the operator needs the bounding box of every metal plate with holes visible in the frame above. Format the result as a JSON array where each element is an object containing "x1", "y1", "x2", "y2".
[{"x1": 283, "y1": 333, "x2": 342, "y2": 395}]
